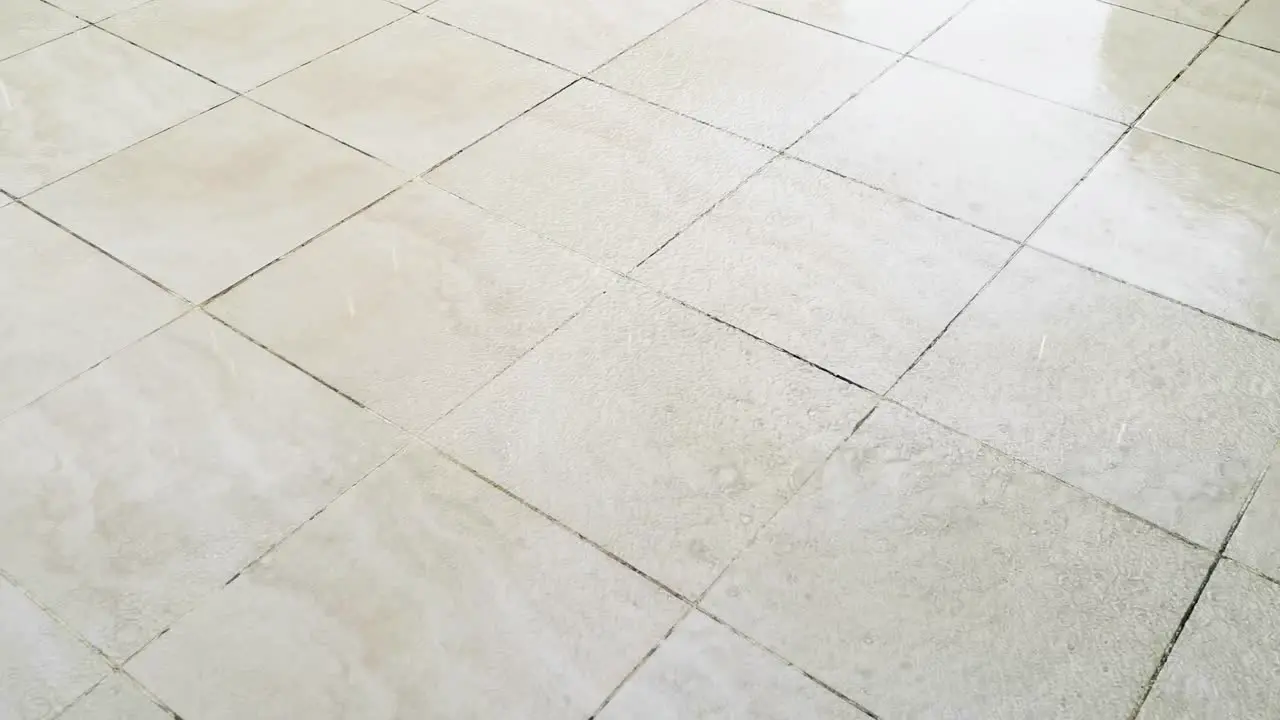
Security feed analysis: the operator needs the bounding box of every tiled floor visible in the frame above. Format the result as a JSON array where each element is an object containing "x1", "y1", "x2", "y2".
[{"x1": 1, "y1": 0, "x2": 1279, "y2": 718}]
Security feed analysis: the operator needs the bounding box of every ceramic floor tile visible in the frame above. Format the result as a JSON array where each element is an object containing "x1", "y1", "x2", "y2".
[
  {"x1": 0, "y1": 28, "x2": 230, "y2": 197},
  {"x1": 0, "y1": 577, "x2": 108, "y2": 720},
  {"x1": 428, "y1": 285, "x2": 875, "y2": 596},
  {"x1": 429, "y1": 81, "x2": 771, "y2": 271},
  {"x1": 25, "y1": 99, "x2": 403, "y2": 302},
  {"x1": 704, "y1": 404, "x2": 1212, "y2": 719},
  {"x1": 1109, "y1": 0, "x2": 1248, "y2": 28},
  {"x1": 57, "y1": 675, "x2": 170, "y2": 720},
  {"x1": 252, "y1": 15, "x2": 572, "y2": 173},
  {"x1": 792, "y1": 59, "x2": 1123, "y2": 239},
  {"x1": 102, "y1": 0, "x2": 407, "y2": 92},
  {"x1": 1141, "y1": 38, "x2": 1280, "y2": 173},
  {"x1": 740, "y1": 0, "x2": 971, "y2": 52},
  {"x1": 891, "y1": 251, "x2": 1280, "y2": 548},
  {"x1": 211, "y1": 182, "x2": 614, "y2": 432},
  {"x1": 44, "y1": 0, "x2": 148, "y2": 22},
  {"x1": 594, "y1": 0, "x2": 896, "y2": 148},
  {"x1": 0, "y1": 204, "x2": 186, "y2": 419},
  {"x1": 425, "y1": 0, "x2": 701, "y2": 73},
  {"x1": 0, "y1": 312, "x2": 404, "y2": 660},
  {"x1": 916, "y1": 0, "x2": 1209, "y2": 122},
  {"x1": 1032, "y1": 130, "x2": 1280, "y2": 338},
  {"x1": 597, "y1": 612, "x2": 869, "y2": 720},
  {"x1": 0, "y1": 0, "x2": 83, "y2": 61},
  {"x1": 1224, "y1": 0, "x2": 1280, "y2": 51},
  {"x1": 1137, "y1": 560, "x2": 1280, "y2": 719},
  {"x1": 1228, "y1": 456, "x2": 1280, "y2": 582},
  {"x1": 128, "y1": 443, "x2": 684, "y2": 720},
  {"x1": 636, "y1": 158, "x2": 1014, "y2": 392}
]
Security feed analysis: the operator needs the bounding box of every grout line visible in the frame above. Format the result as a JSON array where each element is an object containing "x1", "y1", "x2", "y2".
[
  {"x1": 412, "y1": 11, "x2": 580, "y2": 76},
  {"x1": 727, "y1": 0, "x2": 901, "y2": 53},
  {"x1": 584, "y1": 605, "x2": 697, "y2": 719},
  {"x1": 587, "y1": 0, "x2": 712, "y2": 75}
]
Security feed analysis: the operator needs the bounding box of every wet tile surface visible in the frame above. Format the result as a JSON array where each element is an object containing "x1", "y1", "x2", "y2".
[{"x1": 740, "y1": 0, "x2": 971, "y2": 51}]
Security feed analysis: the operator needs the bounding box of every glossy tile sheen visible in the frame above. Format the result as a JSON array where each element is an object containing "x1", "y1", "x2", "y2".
[
  {"x1": 129, "y1": 444, "x2": 684, "y2": 720},
  {"x1": 0, "y1": 0, "x2": 83, "y2": 61},
  {"x1": 429, "y1": 285, "x2": 875, "y2": 596},
  {"x1": 741, "y1": 0, "x2": 971, "y2": 51},
  {"x1": 793, "y1": 59, "x2": 1123, "y2": 238},
  {"x1": 594, "y1": 0, "x2": 896, "y2": 147},
  {"x1": 636, "y1": 158, "x2": 1014, "y2": 391},
  {"x1": 1033, "y1": 130, "x2": 1280, "y2": 338},
  {"x1": 26, "y1": 99, "x2": 403, "y2": 302},
  {"x1": 705, "y1": 404, "x2": 1212, "y2": 719},
  {"x1": 429, "y1": 81, "x2": 771, "y2": 271},
  {"x1": 0, "y1": 313, "x2": 404, "y2": 659},
  {"x1": 1224, "y1": 0, "x2": 1280, "y2": 51},
  {"x1": 211, "y1": 182, "x2": 613, "y2": 432},
  {"x1": 1228, "y1": 457, "x2": 1280, "y2": 582},
  {"x1": 58, "y1": 675, "x2": 171, "y2": 720},
  {"x1": 892, "y1": 251, "x2": 1280, "y2": 547}
]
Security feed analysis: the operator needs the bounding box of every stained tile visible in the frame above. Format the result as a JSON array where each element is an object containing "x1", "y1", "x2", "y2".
[
  {"x1": 1137, "y1": 561, "x2": 1280, "y2": 719},
  {"x1": 1141, "y1": 38, "x2": 1280, "y2": 173},
  {"x1": 211, "y1": 182, "x2": 613, "y2": 432},
  {"x1": 428, "y1": 285, "x2": 875, "y2": 596},
  {"x1": 792, "y1": 59, "x2": 1122, "y2": 239},
  {"x1": 916, "y1": 0, "x2": 1209, "y2": 122},
  {"x1": 1032, "y1": 130, "x2": 1280, "y2": 338},
  {"x1": 1105, "y1": 0, "x2": 1246, "y2": 29},
  {"x1": 252, "y1": 15, "x2": 572, "y2": 173},
  {"x1": 0, "y1": 204, "x2": 185, "y2": 419},
  {"x1": 740, "y1": 0, "x2": 970, "y2": 52},
  {"x1": 0, "y1": 28, "x2": 229, "y2": 196},
  {"x1": 44, "y1": 0, "x2": 148, "y2": 22},
  {"x1": 636, "y1": 158, "x2": 1013, "y2": 391},
  {"x1": 57, "y1": 675, "x2": 171, "y2": 720},
  {"x1": 429, "y1": 81, "x2": 770, "y2": 271},
  {"x1": 26, "y1": 99, "x2": 403, "y2": 302},
  {"x1": 891, "y1": 251, "x2": 1280, "y2": 547},
  {"x1": 0, "y1": 312, "x2": 404, "y2": 660},
  {"x1": 0, "y1": 0, "x2": 83, "y2": 61},
  {"x1": 1224, "y1": 0, "x2": 1280, "y2": 52},
  {"x1": 704, "y1": 404, "x2": 1212, "y2": 719},
  {"x1": 594, "y1": 0, "x2": 896, "y2": 147},
  {"x1": 1229, "y1": 456, "x2": 1280, "y2": 582},
  {"x1": 103, "y1": 0, "x2": 407, "y2": 92},
  {"x1": 129, "y1": 444, "x2": 684, "y2": 720}
]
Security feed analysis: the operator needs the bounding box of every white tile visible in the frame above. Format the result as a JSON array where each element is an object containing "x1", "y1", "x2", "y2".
[
  {"x1": 705, "y1": 404, "x2": 1212, "y2": 719},
  {"x1": 1224, "y1": 0, "x2": 1280, "y2": 51},
  {"x1": 1229, "y1": 455, "x2": 1280, "y2": 583},
  {"x1": 1106, "y1": 0, "x2": 1246, "y2": 29},
  {"x1": 129, "y1": 444, "x2": 684, "y2": 720},
  {"x1": 740, "y1": 0, "x2": 971, "y2": 52},
  {"x1": 45, "y1": 0, "x2": 148, "y2": 22},
  {"x1": 57, "y1": 675, "x2": 170, "y2": 720},
  {"x1": 0, "y1": 0, "x2": 83, "y2": 61}
]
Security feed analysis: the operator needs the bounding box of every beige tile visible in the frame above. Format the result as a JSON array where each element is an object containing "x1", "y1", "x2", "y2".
[
  {"x1": 0, "y1": 578, "x2": 108, "y2": 720},
  {"x1": 429, "y1": 285, "x2": 874, "y2": 596},
  {"x1": 1106, "y1": 0, "x2": 1245, "y2": 29},
  {"x1": 429, "y1": 81, "x2": 770, "y2": 271},
  {"x1": 103, "y1": 0, "x2": 407, "y2": 92},
  {"x1": 705, "y1": 404, "x2": 1212, "y2": 719},
  {"x1": 792, "y1": 59, "x2": 1122, "y2": 239},
  {"x1": 0, "y1": 0, "x2": 83, "y2": 61},
  {"x1": 0, "y1": 312, "x2": 404, "y2": 660},
  {"x1": 916, "y1": 0, "x2": 1209, "y2": 122},
  {"x1": 1033, "y1": 130, "x2": 1280, "y2": 338},
  {"x1": 636, "y1": 158, "x2": 1013, "y2": 392},
  {"x1": 129, "y1": 444, "x2": 684, "y2": 720},
  {"x1": 1141, "y1": 38, "x2": 1280, "y2": 173},
  {"x1": 1224, "y1": 0, "x2": 1280, "y2": 51},
  {"x1": 1137, "y1": 561, "x2": 1280, "y2": 720},
  {"x1": 425, "y1": 0, "x2": 700, "y2": 73},
  {"x1": 211, "y1": 182, "x2": 613, "y2": 432},
  {"x1": 252, "y1": 15, "x2": 572, "y2": 173},
  {"x1": 1229, "y1": 457, "x2": 1280, "y2": 582},
  {"x1": 26, "y1": 99, "x2": 403, "y2": 302},
  {"x1": 740, "y1": 0, "x2": 970, "y2": 52},
  {"x1": 0, "y1": 29, "x2": 229, "y2": 196},
  {"x1": 57, "y1": 675, "x2": 170, "y2": 720},
  {"x1": 891, "y1": 251, "x2": 1280, "y2": 547},
  {"x1": 45, "y1": 0, "x2": 148, "y2": 22},
  {"x1": 594, "y1": 0, "x2": 896, "y2": 148}
]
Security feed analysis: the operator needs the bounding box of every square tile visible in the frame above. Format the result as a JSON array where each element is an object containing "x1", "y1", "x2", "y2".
[
  {"x1": 129, "y1": 444, "x2": 684, "y2": 719},
  {"x1": 1141, "y1": 38, "x2": 1280, "y2": 173},
  {"x1": 594, "y1": 0, "x2": 896, "y2": 148},
  {"x1": 103, "y1": 0, "x2": 407, "y2": 92},
  {"x1": 0, "y1": 28, "x2": 229, "y2": 196},
  {"x1": 636, "y1": 158, "x2": 1013, "y2": 391},
  {"x1": 704, "y1": 404, "x2": 1212, "y2": 719},
  {"x1": 1032, "y1": 131, "x2": 1280, "y2": 339},
  {"x1": 1224, "y1": 0, "x2": 1280, "y2": 51},
  {"x1": 429, "y1": 81, "x2": 770, "y2": 270},
  {"x1": 0, "y1": 204, "x2": 185, "y2": 419},
  {"x1": 891, "y1": 251, "x2": 1280, "y2": 547},
  {"x1": 429, "y1": 285, "x2": 875, "y2": 596},
  {"x1": 792, "y1": 59, "x2": 1122, "y2": 239},
  {"x1": 0, "y1": 0, "x2": 83, "y2": 61},
  {"x1": 1106, "y1": 0, "x2": 1246, "y2": 29},
  {"x1": 1229, "y1": 456, "x2": 1280, "y2": 582},
  {"x1": 0, "y1": 577, "x2": 108, "y2": 720},
  {"x1": 916, "y1": 0, "x2": 1209, "y2": 122},
  {"x1": 740, "y1": 0, "x2": 970, "y2": 52},
  {"x1": 252, "y1": 15, "x2": 572, "y2": 173},
  {"x1": 425, "y1": 0, "x2": 701, "y2": 73},
  {"x1": 45, "y1": 0, "x2": 148, "y2": 22},
  {"x1": 211, "y1": 182, "x2": 614, "y2": 432},
  {"x1": 1137, "y1": 560, "x2": 1280, "y2": 719},
  {"x1": 0, "y1": 312, "x2": 404, "y2": 659},
  {"x1": 57, "y1": 675, "x2": 170, "y2": 720},
  {"x1": 597, "y1": 612, "x2": 869, "y2": 720},
  {"x1": 26, "y1": 99, "x2": 403, "y2": 302}
]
